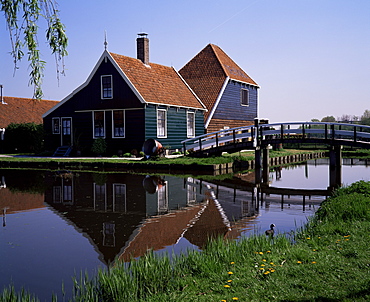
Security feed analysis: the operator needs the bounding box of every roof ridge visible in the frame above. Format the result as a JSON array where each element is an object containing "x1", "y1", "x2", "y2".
[{"x1": 209, "y1": 44, "x2": 229, "y2": 77}]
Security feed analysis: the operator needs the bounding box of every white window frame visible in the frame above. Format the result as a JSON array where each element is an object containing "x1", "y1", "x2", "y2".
[
  {"x1": 157, "y1": 109, "x2": 167, "y2": 138},
  {"x1": 112, "y1": 110, "x2": 125, "y2": 138},
  {"x1": 113, "y1": 183, "x2": 127, "y2": 212},
  {"x1": 52, "y1": 117, "x2": 60, "y2": 134},
  {"x1": 93, "y1": 111, "x2": 106, "y2": 138},
  {"x1": 241, "y1": 88, "x2": 249, "y2": 106},
  {"x1": 157, "y1": 181, "x2": 168, "y2": 213},
  {"x1": 187, "y1": 111, "x2": 195, "y2": 138},
  {"x1": 101, "y1": 75, "x2": 113, "y2": 99}
]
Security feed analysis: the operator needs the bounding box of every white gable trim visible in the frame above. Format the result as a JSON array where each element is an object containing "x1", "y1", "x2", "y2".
[
  {"x1": 43, "y1": 50, "x2": 147, "y2": 118},
  {"x1": 205, "y1": 77, "x2": 230, "y2": 129}
]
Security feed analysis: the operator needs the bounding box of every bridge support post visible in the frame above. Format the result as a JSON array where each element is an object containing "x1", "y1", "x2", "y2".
[
  {"x1": 329, "y1": 145, "x2": 342, "y2": 190},
  {"x1": 262, "y1": 147, "x2": 270, "y2": 183},
  {"x1": 255, "y1": 147, "x2": 262, "y2": 184}
]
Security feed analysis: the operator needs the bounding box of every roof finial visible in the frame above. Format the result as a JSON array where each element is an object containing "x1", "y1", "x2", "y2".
[{"x1": 104, "y1": 31, "x2": 108, "y2": 51}]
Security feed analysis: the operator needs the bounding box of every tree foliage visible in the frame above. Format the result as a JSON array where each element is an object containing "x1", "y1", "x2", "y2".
[
  {"x1": 361, "y1": 109, "x2": 370, "y2": 125},
  {"x1": 1, "y1": 0, "x2": 68, "y2": 99}
]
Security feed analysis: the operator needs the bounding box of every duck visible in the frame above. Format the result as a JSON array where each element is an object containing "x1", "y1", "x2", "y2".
[{"x1": 265, "y1": 224, "x2": 276, "y2": 236}]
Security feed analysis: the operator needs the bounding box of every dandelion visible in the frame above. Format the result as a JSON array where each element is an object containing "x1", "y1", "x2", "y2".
[
  {"x1": 232, "y1": 298, "x2": 239, "y2": 300},
  {"x1": 224, "y1": 285, "x2": 231, "y2": 288},
  {"x1": 266, "y1": 251, "x2": 271, "y2": 253},
  {"x1": 344, "y1": 235, "x2": 350, "y2": 238},
  {"x1": 264, "y1": 271, "x2": 270, "y2": 275},
  {"x1": 261, "y1": 264, "x2": 265, "y2": 267},
  {"x1": 312, "y1": 261, "x2": 316, "y2": 264},
  {"x1": 313, "y1": 249, "x2": 317, "y2": 251},
  {"x1": 221, "y1": 300, "x2": 227, "y2": 302},
  {"x1": 230, "y1": 261, "x2": 235, "y2": 264},
  {"x1": 259, "y1": 252, "x2": 264, "y2": 254},
  {"x1": 297, "y1": 261, "x2": 302, "y2": 264},
  {"x1": 262, "y1": 259, "x2": 267, "y2": 262},
  {"x1": 345, "y1": 239, "x2": 350, "y2": 241},
  {"x1": 227, "y1": 280, "x2": 232, "y2": 283},
  {"x1": 270, "y1": 262, "x2": 274, "y2": 265},
  {"x1": 259, "y1": 268, "x2": 264, "y2": 270},
  {"x1": 270, "y1": 269, "x2": 276, "y2": 272},
  {"x1": 306, "y1": 237, "x2": 311, "y2": 240},
  {"x1": 228, "y1": 271, "x2": 233, "y2": 275}
]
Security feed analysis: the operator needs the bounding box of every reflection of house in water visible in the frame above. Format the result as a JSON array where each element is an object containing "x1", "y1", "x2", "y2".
[
  {"x1": 0, "y1": 171, "x2": 46, "y2": 215},
  {"x1": 43, "y1": 172, "x2": 260, "y2": 264}
]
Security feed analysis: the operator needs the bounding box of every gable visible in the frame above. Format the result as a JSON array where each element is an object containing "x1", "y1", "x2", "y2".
[{"x1": 179, "y1": 44, "x2": 259, "y2": 121}]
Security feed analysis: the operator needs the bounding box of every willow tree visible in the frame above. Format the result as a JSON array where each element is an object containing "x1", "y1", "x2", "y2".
[{"x1": 1, "y1": 0, "x2": 68, "y2": 99}]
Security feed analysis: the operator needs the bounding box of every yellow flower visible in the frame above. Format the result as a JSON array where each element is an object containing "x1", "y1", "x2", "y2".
[
  {"x1": 306, "y1": 237, "x2": 311, "y2": 240},
  {"x1": 227, "y1": 280, "x2": 232, "y2": 283},
  {"x1": 264, "y1": 271, "x2": 270, "y2": 275},
  {"x1": 259, "y1": 268, "x2": 264, "y2": 270},
  {"x1": 221, "y1": 300, "x2": 227, "y2": 302},
  {"x1": 230, "y1": 261, "x2": 235, "y2": 264},
  {"x1": 313, "y1": 249, "x2": 317, "y2": 251},
  {"x1": 232, "y1": 298, "x2": 239, "y2": 300},
  {"x1": 262, "y1": 259, "x2": 267, "y2": 262},
  {"x1": 261, "y1": 264, "x2": 265, "y2": 267},
  {"x1": 344, "y1": 235, "x2": 350, "y2": 238},
  {"x1": 270, "y1": 262, "x2": 274, "y2": 265},
  {"x1": 228, "y1": 271, "x2": 233, "y2": 275},
  {"x1": 297, "y1": 261, "x2": 302, "y2": 264},
  {"x1": 224, "y1": 284, "x2": 230, "y2": 288},
  {"x1": 345, "y1": 239, "x2": 350, "y2": 241},
  {"x1": 259, "y1": 252, "x2": 264, "y2": 254},
  {"x1": 312, "y1": 261, "x2": 316, "y2": 264},
  {"x1": 270, "y1": 269, "x2": 276, "y2": 272},
  {"x1": 266, "y1": 250, "x2": 271, "y2": 253}
]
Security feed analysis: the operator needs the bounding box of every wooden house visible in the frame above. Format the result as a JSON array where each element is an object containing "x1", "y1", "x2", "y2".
[
  {"x1": 179, "y1": 44, "x2": 259, "y2": 133},
  {"x1": 43, "y1": 34, "x2": 206, "y2": 156}
]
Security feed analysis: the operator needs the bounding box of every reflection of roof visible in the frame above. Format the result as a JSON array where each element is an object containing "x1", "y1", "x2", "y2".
[
  {"x1": 184, "y1": 193, "x2": 230, "y2": 249},
  {"x1": 179, "y1": 44, "x2": 258, "y2": 120},
  {"x1": 0, "y1": 96, "x2": 58, "y2": 128},
  {"x1": 0, "y1": 188, "x2": 45, "y2": 213},
  {"x1": 118, "y1": 203, "x2": 206, "y2": 262},
  {"x1": 109, "y1": 52, "x2": 206, "y2": 110}
]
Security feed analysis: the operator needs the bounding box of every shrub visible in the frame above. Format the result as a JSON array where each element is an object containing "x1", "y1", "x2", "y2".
[
  {"x1": 91, "y1": 138, "x2": 107, "y2": 156},
  {"x1": 4, "y1": 122, "x2": 44, "y2": 153}
]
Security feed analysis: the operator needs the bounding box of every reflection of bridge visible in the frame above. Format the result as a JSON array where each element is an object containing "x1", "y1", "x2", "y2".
[{"x1": 183, "y1": 121, "x2": 370, "y2": 189}]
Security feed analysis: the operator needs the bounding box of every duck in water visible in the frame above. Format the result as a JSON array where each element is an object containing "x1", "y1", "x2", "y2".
[{"x1": 265, "y1": 224, "x2": 276, "y2": 237}]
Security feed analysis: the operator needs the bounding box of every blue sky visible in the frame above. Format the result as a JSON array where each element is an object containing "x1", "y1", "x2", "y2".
[{"x1": 1, "y1": 0, "x2": 369, "y2": 123}]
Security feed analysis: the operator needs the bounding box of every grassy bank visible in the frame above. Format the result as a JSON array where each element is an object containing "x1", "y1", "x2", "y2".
[
  {"x1": 3, "y1": 180, "x2": 369, "y2": 301},
  {"x1": 0, "y1": 149, "x2": 321, "y2": 165}
]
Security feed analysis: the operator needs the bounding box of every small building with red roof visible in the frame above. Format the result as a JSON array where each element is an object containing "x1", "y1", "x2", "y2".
[
  {"x1": 43, "y1": 34, "x2": 207, "y2": 156},
  {"x1": 179, "y1": 44, "x2": 259, "y2": 133}
]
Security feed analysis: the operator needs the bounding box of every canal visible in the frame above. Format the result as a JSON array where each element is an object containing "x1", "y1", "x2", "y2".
[{"x1": 0, "y1": 159, "x2": 369, "y2": 300}]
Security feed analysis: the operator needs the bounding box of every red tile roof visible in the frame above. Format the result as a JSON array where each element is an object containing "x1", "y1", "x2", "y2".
[
  {"x1": 109, "y1": 52, "x2": 206, "y2": 110},
  {"x1": 179, "y1": 44, "x2": 258, "y2": 120},
  {"x1": 0, "y1": 96, "x2": 59, "y2": 128}
]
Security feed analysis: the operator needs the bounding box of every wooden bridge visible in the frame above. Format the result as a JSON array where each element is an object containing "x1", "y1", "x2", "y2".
[{"x1": 182, "y1": 121, "x2": 370, "y2": 157}]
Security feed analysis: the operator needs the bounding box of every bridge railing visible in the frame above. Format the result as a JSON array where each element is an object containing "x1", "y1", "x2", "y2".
[
  {"x1": 182, "y1": 122, "x2": 370, "y2": 154},
  {"x1": 182, "y1": 125, "x2": 255, "y2": 153}
]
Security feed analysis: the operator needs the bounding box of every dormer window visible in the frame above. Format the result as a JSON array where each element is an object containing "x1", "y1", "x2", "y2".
[
  {"x1": 101, "y1": 75, "x2": 113, "y2": 99},
  {"x1": 241, "y1": 88, "x2": 249, "y2": 106}
]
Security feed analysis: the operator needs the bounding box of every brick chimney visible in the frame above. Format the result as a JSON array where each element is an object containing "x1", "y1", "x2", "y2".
[{"x1": 137, "y1": 33, "x2": 149, "y2": 65}]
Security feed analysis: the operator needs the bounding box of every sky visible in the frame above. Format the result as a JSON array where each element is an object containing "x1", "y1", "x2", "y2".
[{"x1": 1, "y1": 0, "x2": 369, "y2": 123}]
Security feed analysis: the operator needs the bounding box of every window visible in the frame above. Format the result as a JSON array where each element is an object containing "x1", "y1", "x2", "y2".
[
  {"x1": 52, "y1": 118, "x2": 60, "y2": 134},
  {"x1": 101, "y1": 75, "x2": 113, "y2": 99},
  {"x1": 112, "y1": 110, "x2": 125, "y2": 138},
  {"x1": 157, "y1": 109, "x2": 167, "y2": 138},
  {"x1": 93, "y1": 111, "x2": 105, "y2": 138},
  {"x1": 241, "y1": 88, "x2": 249, "y2": 106},
  {"x1": 157, "y1": 181, "x2": 168, "y2": 213},
  {"x1": 187, "y1": 111, "x2": 195, "y2": 138},
  {"x1": 62, "y1": 118, "x2": 71, "y2": 135},
  {"x1": 94, "y1": 183, "x2": 106, "y2": 211},
  {"x1": 113, "y1": 184, "x2": 126, "y2": 212}
]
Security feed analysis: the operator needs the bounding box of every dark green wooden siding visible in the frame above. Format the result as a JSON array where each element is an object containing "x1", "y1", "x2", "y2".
[{"x1": 145, "y1": 105, "x2": 205, "y2": 150}]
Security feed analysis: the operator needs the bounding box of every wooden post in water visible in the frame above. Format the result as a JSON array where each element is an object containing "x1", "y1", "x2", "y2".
[{"x1": 329, "y1": 145, "x2": 342, "y2": 190}]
